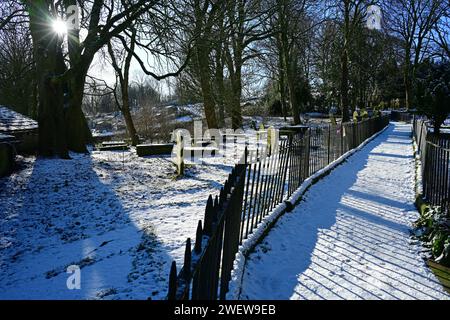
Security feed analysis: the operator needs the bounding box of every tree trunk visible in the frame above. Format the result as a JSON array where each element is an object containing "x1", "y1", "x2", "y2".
[
  {"x1": 65, "y1": 73, "x2": 92, "y2": 153},
  {"x1": 108, "y1": 29, "x2": 140, "y2": 146},
  {"x1": 214, "y1": 9, "x2": 226, "y2": 128},
  {"x1": 228, "y1": 56, "x2": 243, "y2": 129},
  {"x1": 229, "y1": 50, "x2": 243, "y2": 129},
  {"x1": 218, "y1": 101, "x2": 226, "y2": 128},
  {"x1": 230, "y1": 81, "x2": 242, "y2": 129},
  {"x1": 28, "y1": 0, "x2": 69, "y2": 158},
  {"x1": 28, "y1": 0, "x2": 92, "y2": 156},
  {"x1": 122, "y1": 106, "x2": 139, "y2": 146},
  {"x1": 196, "y1": 38, "x2": 218, "y2": 129},
  {"x1": 31, "y1": 77, "x2": 38, "y2": 120},
  {"x1": 121, "y1": 85, "x2": 139, "y2": 146},
  {"x1": 340, "y1": 48, "x2": 350, "y2": 122},
  {"x1": 279, "y1": 65, "x2": 288, "y2": 121},
  {"x1": 193, "y1": 0, "x2": 218, "y2": 130},
  {"x1": 285, "y1": 48, "x2": 300, "y2": 125},
  {"x1": 277, "y1": 33, "x2": 288, "y2": 121},
  {"x1": 37, "y1": 64, "x2": 68, "y2": 158},
  {"x1": 340, "y1": 1, "x2": 351, "y2": 123},
  {"x1": 277, "y1": 0, "x2": 295, "y2": 123},
  {"x1": 214, "y1": 51, "x2": 226, "y2": 128},
  {"x1": 404, "y1": 55, "x2": 412, "y2": 109},
  {"x1": 287, "y1": 73, "x2": 300, "y2": 124},
  {"x1": 278, "y1": 3, "x2": 300, "y2": 125}
]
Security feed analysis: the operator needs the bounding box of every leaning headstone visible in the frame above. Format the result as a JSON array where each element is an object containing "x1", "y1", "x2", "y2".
[
  {"x1": 330, "y1": 113, "x2": 337, "y2": 125},
  {"x1": 353, "y1": 110, "x2": 359, "y2": 122},
  {"x1": 174, "y1": 131, "x2": 184, "y2": 176},
  {"x1": 257, "y1": 123, "x2": 267, "y2": 142},
  {"x1": 267, "y1": 126, "x2": 279, "y2": 155}
]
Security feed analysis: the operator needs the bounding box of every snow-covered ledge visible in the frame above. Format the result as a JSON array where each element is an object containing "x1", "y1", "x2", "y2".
[{"x1": 226, "y1": 123, "x2": 390, "y2": 300}]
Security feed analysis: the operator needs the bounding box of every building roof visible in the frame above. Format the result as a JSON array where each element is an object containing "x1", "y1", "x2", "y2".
[
  {"x1": 0, "y1": 106, "x2": 38, "y2": 133},
  {"x1": 0, "y1": 133, "x2": 17, "y2": 143}
]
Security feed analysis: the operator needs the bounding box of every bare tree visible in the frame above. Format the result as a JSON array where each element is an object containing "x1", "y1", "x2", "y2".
[
  {"x1": 22, "y1": 0, "x2": 186, "y2": 156},
  {"x1": 312, "y1": 19, "x2": 341, "y2": 110},
  {"x1": 431, "y1": 3, "x2": 450, "y2": 60},
  {"x1": 108, "y1": 27, "x2": 140, "y2": 146},
  {"x1": 337, "y1": 0, "x2": 366, "y2": 122},
  {"x1": 190, "y1": 0, "x2": 222, "y2": 129},
  {"x1": 0, "y1": 18, "x2": 36, "y2": 117},
  {"x1": 223, "y1": 0, "x2": 275, "y2": 128},
  {"x1": 384, "y1": 0, "x2": 446, "y2": 109},
  {"x1": 272, "y1": 0, "x2": 316, "y2": 124},
  {"x1": 0, "y1": 1, "x2": 27, "y2": 31}
]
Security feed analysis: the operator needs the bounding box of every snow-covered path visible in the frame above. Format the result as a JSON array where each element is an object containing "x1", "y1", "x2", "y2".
[{"x1": 239, "y1": 123, "x2": 450, "y2": 300}]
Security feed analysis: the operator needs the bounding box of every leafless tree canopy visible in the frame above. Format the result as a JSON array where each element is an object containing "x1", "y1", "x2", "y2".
[{"x1": 0, "y1": 0, "x2": 448, "y2": 156}]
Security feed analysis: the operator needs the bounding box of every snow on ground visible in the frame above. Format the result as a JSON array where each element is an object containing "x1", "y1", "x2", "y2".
[
  {"x1": 242, "y1": 116, "x2": 335, "y2": 131},
  {"x1": 239, "y1": 122, "x2": 450, "y2": 300},
  {"x1": 0, "y1": 142, "x2": 246, "y2": 299}
]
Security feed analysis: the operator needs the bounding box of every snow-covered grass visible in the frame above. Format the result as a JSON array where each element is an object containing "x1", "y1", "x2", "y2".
[
  {"x1": 242, "y1": 116, "x2": 333, "y2": 130},
  {"x1": 0, "y1": 145, "x2": 244, "y2": 299},
  {"x1": 238, "y1": 123, "x2": 450, "y2": 300}
]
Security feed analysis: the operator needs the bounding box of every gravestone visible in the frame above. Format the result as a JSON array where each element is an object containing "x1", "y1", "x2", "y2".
[{"x1": 174, "y1": 131, "x2": 184, "y2": 176}]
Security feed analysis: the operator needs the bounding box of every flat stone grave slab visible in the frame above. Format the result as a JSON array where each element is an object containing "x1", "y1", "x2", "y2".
[
  {"x1": 98, "y1": 144, "x2": 129, "y2": 151},
  {"x1": 102, "y1": 140, "x2": 127, "y2": 146},
  {"x1": 136, "y1": 143, "x2": 174, "y2": 156},
  {"x1": 280, "y1": 125, "x2": 308, "y2": 135}
]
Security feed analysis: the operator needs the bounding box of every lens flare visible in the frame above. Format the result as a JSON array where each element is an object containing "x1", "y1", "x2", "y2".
[{"x1": 52, "y1": 18, "x2": 68, "y2": 35}]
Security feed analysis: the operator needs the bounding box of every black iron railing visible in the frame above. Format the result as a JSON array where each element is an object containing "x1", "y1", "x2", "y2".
[
  {"x1": 166, "y1": 115, "x2": 389, "y2": 300},
  {"x1": 413, "y1": 118, "x2": 450, "y2": 214}
]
